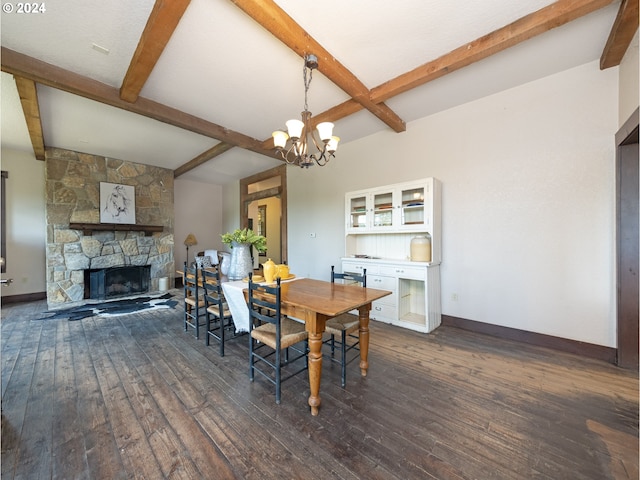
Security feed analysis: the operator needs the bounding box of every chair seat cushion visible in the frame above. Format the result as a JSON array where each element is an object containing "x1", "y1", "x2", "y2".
[
  {"x1": 251, "y1": 317, "x2": 308, "y2": 349},
  {"x1": 185, "y1": 297, "x2": 205, "y2": 308},
  {"x1": 325, "y1": 314, "x2": 359, "y2": 335},
  {"x1": 206, "y1": 303, "x2": 231, "y2": 318}
]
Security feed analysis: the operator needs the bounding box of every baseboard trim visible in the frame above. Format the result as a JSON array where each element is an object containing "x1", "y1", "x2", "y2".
[
  {"x1": 442, "y1": 315, "x2": 617, "y2": 364},
  {"x1": 1, "y1": 291, "x2": 47, "y2": 304}
]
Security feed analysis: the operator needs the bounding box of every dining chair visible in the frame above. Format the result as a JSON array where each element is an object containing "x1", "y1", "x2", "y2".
[
  {"x1": 248, "y1": 274, "x2": 308, "y2": 404},
  {"x1": 183, "y1": 261, "x2": 206, "y2": 339},
  {"x1": 202, "y1": 266, "x2": 235, "y2": 356},
  {"x1": 324, "y1": 265, "x2": 367, "y2": 387}
]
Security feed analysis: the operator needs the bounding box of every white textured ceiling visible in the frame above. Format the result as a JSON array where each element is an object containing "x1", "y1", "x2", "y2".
[{"x1": 0, "y1": 0, "x2": 623, "y2": 184}]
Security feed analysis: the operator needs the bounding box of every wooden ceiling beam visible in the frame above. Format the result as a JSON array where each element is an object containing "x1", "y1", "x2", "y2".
[
  {"x1": 1, "y1": 47, "x2": 277, "y2": 160},
  {"x1": 600, "y1": 0, "x2": 639, "y2": 69},
  {"x1": 303, "y1": 0, "x2": 619, "y2": 126},
  {"x1": 174, "y1": 142, "x2": 234, "y2": 178},
  {"x1": 120, "y1": 0, "x2": 192, "y2": 102},
  {"x1": 14, "y1": 76, "x2": 45, "y2": 160},
  {"x1": 371, "y1": 0, "x2": 617, "y2": 103},
  {"x1": 229, "y1": 0, "x2": 406, "y2": 133}
]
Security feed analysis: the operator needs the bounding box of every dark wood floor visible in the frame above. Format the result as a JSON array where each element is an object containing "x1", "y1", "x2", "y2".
[{"x1": 1, "y1": 291, "x2": 638, "y2": 480}]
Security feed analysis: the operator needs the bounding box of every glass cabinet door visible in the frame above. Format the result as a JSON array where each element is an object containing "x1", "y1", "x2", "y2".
[
  {"x1": 400, "y1": 186, "x2": 425, "y2": 227},
  {"x1": 348, "y1": 194, "x2": 368, "y2": 229},
  {"x1": 373, "y1": 191, "x2": 393, "y2": 227}
]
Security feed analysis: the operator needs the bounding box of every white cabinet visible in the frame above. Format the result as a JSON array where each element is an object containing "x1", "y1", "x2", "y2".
[
  {"x1": 343, "y1": 177, "x2": 442, "y2": 333},
  {"x1": 346, "y1": 178, "x2": 438, "y2": 234},
  {"x1": 345, "y1": 178, "x2": 441, "y2": 264},
  {"x1": 342, "y1": 258, "x2": 441, "y2": 333}
]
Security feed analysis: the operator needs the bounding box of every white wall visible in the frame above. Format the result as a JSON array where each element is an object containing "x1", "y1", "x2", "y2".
[
  {"x1": 222, "y1": 182, "x2": 241, "y2": 242},
  {"x1": 618, "y1": 29, "x2": 639, "y2": 126},
  {"x1": 288, "y1": 60, "x2": 619, "y2": 347},
  {"x1": 174, "y1": 178, "x2": 224, "y2": 273},
  {"x1": 0, "y1": 148, "x2": 47, "y2": 297}
]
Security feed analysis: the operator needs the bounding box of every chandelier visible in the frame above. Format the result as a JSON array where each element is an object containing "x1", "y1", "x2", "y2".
[{"x1": 272, "y1": 54, "x2": 340, "y2": 168}]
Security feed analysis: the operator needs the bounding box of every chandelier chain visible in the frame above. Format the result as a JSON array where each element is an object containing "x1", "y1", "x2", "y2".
[{"x1": 303, "y1": 60, "x2": 312, "y2": 113}]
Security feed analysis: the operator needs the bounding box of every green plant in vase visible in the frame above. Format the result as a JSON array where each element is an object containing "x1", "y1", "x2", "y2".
[
  {"x1": 220, "y1": 228, "x2": 267, "y2": 252},
  {"x1": 221, "y1": 228, "x2": 267, "y2": 280}
]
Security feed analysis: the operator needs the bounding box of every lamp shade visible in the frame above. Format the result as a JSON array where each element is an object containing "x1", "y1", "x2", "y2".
[
  {"x1": 286, "y1": 119, "x2": 304, "y2": 140},
  {"x1": 316, "y1": 122, "x2": 334, "y2": 142},
  {"x1": 184, "y1": 233, "x2": 198, "y2": 247},
  {"x1": 272, "y1": 130, "x2": 289, "y2": 149},
  {"x1": 326, "y1": 136, "x2": 340, "y2": 153}
]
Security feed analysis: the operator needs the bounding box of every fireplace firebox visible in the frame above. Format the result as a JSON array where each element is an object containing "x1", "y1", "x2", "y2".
[{"x1": 85, "y1": 265, "x2": 151, "y2": 300}]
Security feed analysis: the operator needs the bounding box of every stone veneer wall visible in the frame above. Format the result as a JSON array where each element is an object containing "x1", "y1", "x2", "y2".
[{"x1": 46, "y1": 148, "x2": 175, "y2": 306}]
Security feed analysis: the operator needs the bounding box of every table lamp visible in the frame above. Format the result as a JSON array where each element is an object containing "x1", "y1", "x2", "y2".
[{"x1": 184, "y1": 233, "x2": 198, "y2": 262}]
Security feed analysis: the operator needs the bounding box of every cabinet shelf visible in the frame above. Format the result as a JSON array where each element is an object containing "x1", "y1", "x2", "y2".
[
  {"x1": 69, "y1": 223, "x2": 164, "y2": 236},
  {"x1": 399, "y1": 312, "x2": 425, "y2": 325},
  {"x1": 346, "y1": 178, "x2": 437, "y2": 235},
  {"x1": 341, "y1": 258, "x2": 441, "y2": 333}
]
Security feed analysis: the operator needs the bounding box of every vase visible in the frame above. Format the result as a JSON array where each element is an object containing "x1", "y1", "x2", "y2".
[
  {"x1": 228, "y1": 242, "x2": 253, "y2": 280},
  {"x1": 410, "y1": 234, "x2": 431, "y2": 262},
  {"x1": 219, "y1": 251, "x2": 231, "y2": 276},
  {"x1": 262, "y1": 258, "x2": 276, "y2": 283}
]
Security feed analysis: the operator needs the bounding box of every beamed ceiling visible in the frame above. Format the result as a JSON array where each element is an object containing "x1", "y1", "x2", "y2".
[{"x1": 1, "y1": 0, "x2": 638, "y2": 184}]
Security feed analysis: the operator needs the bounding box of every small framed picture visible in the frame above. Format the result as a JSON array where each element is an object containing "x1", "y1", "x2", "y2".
[{"x1": 100, "y1": 182, "x2": 136, "y2": 224}]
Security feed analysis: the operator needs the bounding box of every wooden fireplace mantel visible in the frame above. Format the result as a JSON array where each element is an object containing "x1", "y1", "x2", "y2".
[{"x1": 69, "y1": 223, "x2": 163, "y2": 236}]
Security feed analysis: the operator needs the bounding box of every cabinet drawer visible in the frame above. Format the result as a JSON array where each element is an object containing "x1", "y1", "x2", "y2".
[
  {"x1": 379, "y1": 265, "x2": 426, "y2": 280},
  {"x1": 368, "y1": 274, "x2": 396, "y2": 292},
  {"x1": 342, "y1": 261, "x2": 378, "y2": 275},
  {"x1": 370, "y1": 285, "x2": 396, "y2": 306},
  {"x1": 370, "y1": 302, "x2": 395, "y2": 321}
]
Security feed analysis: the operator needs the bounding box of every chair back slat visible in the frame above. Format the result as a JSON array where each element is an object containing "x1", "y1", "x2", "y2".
[
  {"x1": 202, "y1": 267, "x2": 224, "y2": 305},
  {"x1": 331, "y1": 265, "x2": 367, "y2": 287},
  {"x1": 183, "y1": 261, "x2": 200, "y2": 297},
  {"x1": 248, "y1": 275, "x2": 281, "y2": 327}
]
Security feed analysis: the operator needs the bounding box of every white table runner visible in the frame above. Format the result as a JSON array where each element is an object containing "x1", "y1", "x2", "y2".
[{"x1": 222, "y1": 277, "x2": 302, "y2": 333}]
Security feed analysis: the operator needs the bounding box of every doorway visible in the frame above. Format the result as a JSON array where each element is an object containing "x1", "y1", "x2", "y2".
[
  {"x1": 240, "y1": 165, "x2": 287, "y2": 266},
  {"x1": 615, "y1": 108, "x2": 639, "y2": 369}
]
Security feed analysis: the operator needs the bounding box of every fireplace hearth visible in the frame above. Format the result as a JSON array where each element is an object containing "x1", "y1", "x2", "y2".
[{"x1": 85, "y1": 266, "x2": 151, "y2": 300}]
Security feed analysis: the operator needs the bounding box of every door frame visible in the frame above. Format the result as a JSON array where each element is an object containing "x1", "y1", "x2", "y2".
[
  {"x1": 240, "y1": 165, "x2": 288, "y2": 264},
  {"x1": 615, "y1": 107, "x2": 639, "y2": 369}
]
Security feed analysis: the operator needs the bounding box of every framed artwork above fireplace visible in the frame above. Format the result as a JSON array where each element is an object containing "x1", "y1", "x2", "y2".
[{"x1": 100, "y1": 182, "x2": 136, "y2": 224}]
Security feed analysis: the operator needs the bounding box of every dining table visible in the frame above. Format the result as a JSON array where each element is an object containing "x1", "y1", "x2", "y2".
[
  {"x1": 229, "y1": 277, "x2": 391, "y2": 415},
  {"x1": 178, "y1": 268, "x2": 392, "y2": 415}
]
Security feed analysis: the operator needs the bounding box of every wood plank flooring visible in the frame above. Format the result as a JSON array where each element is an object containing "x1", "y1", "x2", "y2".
[{"x1": 1, "y1": 292, "x2": 638, "y2": 479}]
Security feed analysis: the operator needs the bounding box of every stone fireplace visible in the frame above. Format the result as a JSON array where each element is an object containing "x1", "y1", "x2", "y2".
[
  {"x1": 85, "y1": 265, "x2": 151, "y2": 300},
  {"x1": 45, "y1": 148, "x2": 175, "y2": 307}
]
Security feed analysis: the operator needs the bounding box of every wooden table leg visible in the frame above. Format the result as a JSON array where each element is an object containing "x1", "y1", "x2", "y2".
[
  {"x1": 358, "y1": 304, "x2": 371, "y2": 376},
  {"x1": 305, "y1": 313, "x2": 327, "y2": 416},
  {"x1": 307, "y1": 331, "x2": 323, "y2": 416}
]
